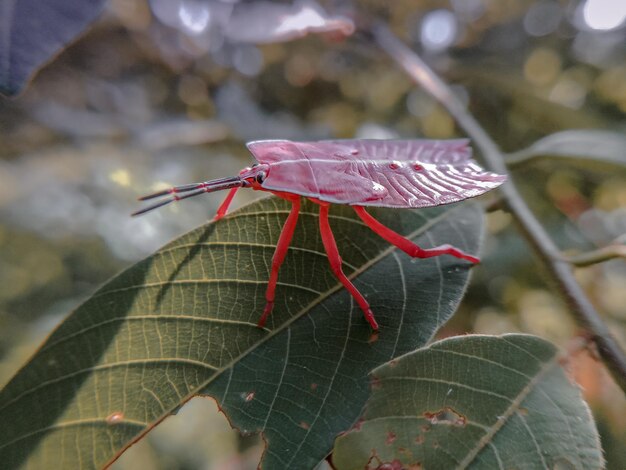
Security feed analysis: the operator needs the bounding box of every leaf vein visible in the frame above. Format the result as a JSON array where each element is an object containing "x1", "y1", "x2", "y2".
[
  {"x1": 93, "y1": 279, "x2": 323, "y2": 299},
  {"x1": 39, "y1": 315, "x2": 270, "y2": 354},
  {"x1": 0, "y1": 418, "x2": 146, "y2": 451},
  {"x1": 0, "y1": 358, "x2": 219, "y2": 413},
  {"x1": 284, "y1": 299, "x2": 354, "y2": 466},
  {"x1": 157, "y1": 242, "x2": 357, "y2": 270},
  {"x1": 382, "y1": 376, "x2": 512, "y2": 402},
  {"x1": 455, "y1": 353, "x2": 559, "y2": 469},
  {"x1": 261, "y1": 328, "x2": 291, "y2": 432}
]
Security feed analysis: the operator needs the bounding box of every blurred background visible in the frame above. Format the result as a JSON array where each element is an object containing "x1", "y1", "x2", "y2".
[{"x1": 0, "y1": 0, "x2": 625, "y2": 468}]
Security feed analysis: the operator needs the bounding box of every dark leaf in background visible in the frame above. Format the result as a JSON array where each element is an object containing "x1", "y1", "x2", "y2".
[
  {"x1": 0, "y1": 197, "x2": 483, "y2": 469},
  {"x1": 0, "y1": 0, "x2": 107, "y2": 96},
  {"x1": 333, "y1": 334, "x2": 604, "y2": 470}
]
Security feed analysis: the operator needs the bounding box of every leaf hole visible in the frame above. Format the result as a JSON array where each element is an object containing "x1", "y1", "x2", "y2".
[
  {"x1": 376, "y1": 459, "x2": 404, "y2": 470},
  {"x1": 423, "y1": 407, "x2": 466, "y2": 427},
  {"x1": 553, "y1": 458, "x2": 577, "y2": 470},
  {"x1": 385, "y1": 431, "x2": 397, "y2": 445}
]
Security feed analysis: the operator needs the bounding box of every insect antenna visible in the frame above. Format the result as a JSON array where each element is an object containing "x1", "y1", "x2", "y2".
[{"x1": 132, "y1": 176, "x2": 243, "y2": 216}]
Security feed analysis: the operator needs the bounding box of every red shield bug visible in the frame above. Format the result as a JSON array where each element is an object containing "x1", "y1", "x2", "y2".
[{"x1": 133, "y1": 139, "x2": 506, "y2": 330}]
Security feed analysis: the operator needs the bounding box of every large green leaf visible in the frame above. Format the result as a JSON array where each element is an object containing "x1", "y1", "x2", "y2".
[
  {"x1": 0, "y1": 197, "x2": 484, "y2": 469},
  {"x1": 333, "y1": 334, "x2": 604, "y2": 470},
  {"x1": 507, "y1": 130, "x2": 626, "y2": 168}
]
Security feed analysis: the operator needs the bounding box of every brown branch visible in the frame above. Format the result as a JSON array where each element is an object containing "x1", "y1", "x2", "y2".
[{"x1": 370, "y1": 23, "x2": 626, "y2": 392}]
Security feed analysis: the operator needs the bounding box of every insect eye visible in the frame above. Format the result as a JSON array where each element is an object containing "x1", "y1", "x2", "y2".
[{"x1": 256, "y1": 172, "x2": 266, "y2": 184}]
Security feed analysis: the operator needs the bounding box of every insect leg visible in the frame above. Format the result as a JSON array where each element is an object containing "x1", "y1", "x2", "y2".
[
  {"x1": 257, "y1": 195, "x2": 301, "y2": 328},
  {"x1": 316, "y1": 202, "x2": 379, "y2": 330},
  {"x1": 214, "y1": 187, "x2": 240, "y2": 221},
  {"x1": 353, "y1": 206, "x2": 479, "y2": 263}
]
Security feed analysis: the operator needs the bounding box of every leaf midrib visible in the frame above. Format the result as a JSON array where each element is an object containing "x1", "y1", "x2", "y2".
[{"x1": 455, "y1": 340, "x2": 559, "y2": 469}]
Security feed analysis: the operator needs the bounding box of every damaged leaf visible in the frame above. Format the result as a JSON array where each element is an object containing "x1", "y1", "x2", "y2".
[{"x1": 333, "y1": 334, "x2": 603, "y2": 470}]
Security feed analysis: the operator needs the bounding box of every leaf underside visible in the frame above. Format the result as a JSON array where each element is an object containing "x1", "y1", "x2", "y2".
[
  {"x1": 333, "y1": 334, "x2": 604, "y2": 470},
  {"x1": 0, "y1": 197, "x2": 484, "y2": 470}
]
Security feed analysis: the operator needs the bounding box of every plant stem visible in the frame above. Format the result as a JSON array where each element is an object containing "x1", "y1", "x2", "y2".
[{"x1": 371, "y1": 23, "x2": 626, "y2": 392}]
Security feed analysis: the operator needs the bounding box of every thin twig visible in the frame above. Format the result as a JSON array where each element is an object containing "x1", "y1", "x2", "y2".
[{"x1": 370, "y1": 23, "x2": 626, "y2": 392}]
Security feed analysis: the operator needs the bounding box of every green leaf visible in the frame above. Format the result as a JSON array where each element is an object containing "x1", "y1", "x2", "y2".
[
  {"x1": 0, "y1": 197, "x2": 484, "y2": 470},
  {"x1": 333, "y1": 334, "x2": 604, "y2": 470},
  {"x1": 507, "y1": 130, "x2": 626, "y2": 168}
]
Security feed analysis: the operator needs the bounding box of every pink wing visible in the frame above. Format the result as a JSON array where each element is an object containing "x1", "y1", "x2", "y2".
[{"x1": 246, "y1": 139, "x2": 506, "y2": 207}]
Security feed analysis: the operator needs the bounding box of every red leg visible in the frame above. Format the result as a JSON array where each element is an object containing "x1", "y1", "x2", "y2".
[
  {"x1": 214, "y1": 187, "x2": 240, "y2": 221},
  {"x1": 353, "y1": 206, "x2": 479, "y2": 263},
  {"x1": 316, "y1": 202, "x2": 379, "y2": 330},
  {"x1": 257, "y1": 196, "x2": 301, "y2": 328}
]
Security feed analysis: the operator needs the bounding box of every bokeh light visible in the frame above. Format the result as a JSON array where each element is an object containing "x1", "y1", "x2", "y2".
[
  {"x1": 420, "y1": 9, "x2": 458, "y2": 52},
  {"x1": 582, "y1": 0, "x2": 626, "y2": 31},
  {"x1": 178, "y1": 0, "x2": 211, "y2": 35}
]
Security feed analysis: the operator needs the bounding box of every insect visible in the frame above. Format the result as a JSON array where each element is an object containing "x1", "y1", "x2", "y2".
[{"x1": 133, "y1": 139, "x2": 506, "y2": 330}]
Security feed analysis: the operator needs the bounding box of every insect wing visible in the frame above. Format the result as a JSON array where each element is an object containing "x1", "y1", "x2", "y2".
[{"x1": 246, "y1": 139, "x2": 506, "y2": 207}]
